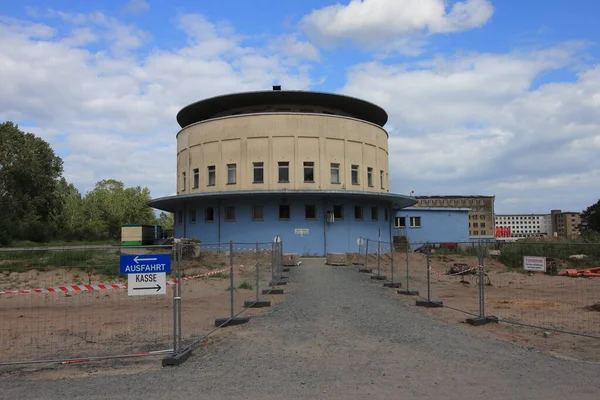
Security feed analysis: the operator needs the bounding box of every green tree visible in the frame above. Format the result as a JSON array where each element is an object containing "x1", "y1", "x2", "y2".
[
  {"x1": 0, "y1": 122, "x2": 64, "y2": 244},
  {"x1": 157, "y1": 212, "x2": 174, "y2": 230},
  {"x1": 82, "y1": 179, "x2": 157, "y2": 239},
  {"x1": 581, "y1": 199, "x2": 600, "y2": 234}
]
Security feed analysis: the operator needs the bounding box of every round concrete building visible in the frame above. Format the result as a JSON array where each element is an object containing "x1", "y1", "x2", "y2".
[{"x1": 149, "y1": 87, "x2": 415, "y2": 255}]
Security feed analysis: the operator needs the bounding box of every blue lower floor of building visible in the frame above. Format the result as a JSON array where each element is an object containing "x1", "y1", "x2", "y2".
[{"x1": 173, "y1": 195, "x2": 395, "y2": 256}]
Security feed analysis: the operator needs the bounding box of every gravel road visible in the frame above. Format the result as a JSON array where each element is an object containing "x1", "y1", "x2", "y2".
[{"x1": 2, "y1": 258, "x2": 600, "y2": 399}]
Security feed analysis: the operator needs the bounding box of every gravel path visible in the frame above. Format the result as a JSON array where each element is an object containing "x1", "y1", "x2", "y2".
[{"x1": 2, "y1": 258, "x2": 600, "y2": 399}]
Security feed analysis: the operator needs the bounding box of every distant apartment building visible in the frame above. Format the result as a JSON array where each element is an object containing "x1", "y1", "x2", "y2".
[
  {"x1": 551, "y1": 210, "x2": 582, "y2": 240},
  {"x1": 413, "y1": 195, "x2": 495, "y2": 239},
  {"x1": 494, "y1": 214, "x2": 552, "y2": 239}
]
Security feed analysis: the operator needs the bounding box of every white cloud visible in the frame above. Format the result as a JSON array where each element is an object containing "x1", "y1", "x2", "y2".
[
  {"x1": 340, "y1": 43, "x2": 600, "y2": 213},
  {"x1": 0, "y1": 12, "x2": 318, "y2": 199},
  {"x1": 300, "y1": 0, "x2": 494, "y2": 54},
  {"x1": 124, "y1": 0, "x2": 150, "y2": 14}
]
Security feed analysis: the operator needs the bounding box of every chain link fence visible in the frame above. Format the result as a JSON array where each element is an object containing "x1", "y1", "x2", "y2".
[
  {"x1": 0, "y1": 240, "x2": 285, "y2": 366},
  {"x1": 356, "y1": 238, "x2": 600, "y2": 339}
]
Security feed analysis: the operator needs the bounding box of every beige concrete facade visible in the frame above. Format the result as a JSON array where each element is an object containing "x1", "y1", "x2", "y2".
[
  {"x1": 551, "y1": 210, "x2": 581, "y2": 239},
  {"x1": 176, "y1": 113, "x2": 390, "y2": 194}
]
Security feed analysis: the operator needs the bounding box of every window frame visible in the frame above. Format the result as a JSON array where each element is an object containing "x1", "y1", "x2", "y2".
[
  {"x1": 330, "y1": 163, "x2": 341, "y2": 184},
  {"x1": 279, "y1": 204, "x2": 291, "y2": 220},
  {"x1": 351, "y1": 164, "x2": 359, "y2": 185},
  {"x1": 394, "y1": 216, "x2": 406, "y2": 228},
  {"x1": 354, "y1": 205, "x2": 363, "y2": 220},
  {"x1": 252, "y1": 205, "x2": 264, "y2": 221},
  {"x1": 189, "y1": 208, "x2": 196, "y2": 224},
  {"x1": 409, "y1": 216, "x2": 421, "y2": 228},
  {"x1": 193, "y1": 168, "x2": 199, "y2": 189},
  {"x1": 367, "y1": 167, "x2": 374, "y2": 187},
  {"x1": 305, "y1": 204, "x2": 316, "y2": 220},
  {"x1": 278, "y1": 161, "x2": 290, "y2": 183},
  {"x1": 333, "y1": 204, "x2": 344, "y2": 220},
  {"x1": 207, "y1": 166, "x2": 216, "y2": 186},
  {"x1": 371, "y1": 206, "x2": 378, "y2": 221},
  {"x1": 303, "y1": 161, "x2": 315, "y2": 183},
  {"x1": 227, "y1": 163, "x2": 237, "y2": 185},
  {"x1": 205, "y1": 207, "x2": 214, "y2": 223},
  {"x1": 380, "y1": 170, "x2": 385, "y2": 189},
  {"x1": 182, "y1": 172, "x2": 186, "y2": 192},
  {"x1": 253, "y1": 162, "x2": 264, "y2": 183},
  {"x1": 224, "y1": 206, "x2": 235, "y2": 222}
]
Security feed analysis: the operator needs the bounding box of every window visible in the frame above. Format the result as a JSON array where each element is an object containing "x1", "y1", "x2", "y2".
[
  {"x1": 333, "y1": 204, "x2": 343, "y2": 220},
  {"x1": 380, "y1": 170, "x2": 384, "y2": 189},
  {"x1": 481, "y1": 230, "x2": 486, "y2": 235},
  {"x1": 278, "y1": 161, "x2": 289, "y2": 182},
  {"x1": 394, "y1": 216, "x2": 406, "y2": 228},
  {"x1": 330, "y1": 163, "x2": 340, "y2": 184},
  {"x1": 351, "y1": 165, "x2": 359, "y2": 185},
  {"x1": 305, "y1": 205, "x2": 316, "y2": 219},
  {"x1": 207, "y1": 166, "x2": 216, "y2": 186},
  {"x1": 473, "y1": 223, "x2": 479, "y2": 228},
  {"x1": 480, "y1": 215, "x2": 486, "y2": 220},
  {"x1": 480, "y1": 222, "x2": 486, "y2": 228},
  {"x1": 225, "y1": 206, "x2": 235, "y2": 221},
  {"x1": 182, "y1": 172, "x2": 186, "y2": 191},
  {"x1": 384, "y1": 208, "x2": 389, "y2": 221},
  {"x1": 304, "y1": 162, "x2": 314, "y2": 182},
  {"x1": 253, "y1": 162, "x2": 264, "y2": 183},
  {"x1": 371, "y1": 206, "x2": 378, "y2": 221},
  {"x1": 227, "y1": 164, "x2": 236, "y2": 184},
  {"x1": 354, "y1": 206, "x2": 363, "y2": 220},
  {"x1": 279, "y1": 204, "x2": 290, "y2": 220},
  {"x1": 189, "y1": 209, "x2": 196, "y2": 224},
  {"x1": 177, "y1": 210, "x2": 183, "y2": 224},
  {"x1": 473, "y1": 230, "x2": 479, "y2": 235},
  {"x1": 367, "y1": 167, "x2": 373, "y2": 187},
  {"x1": 409, "y1": 216, "x2": 421, "y2": 228},
  {"x1": 193, "y1": 168, "x2": 199, "y2": 189},
  {"x1": 473, "y1": 215, "x2": 478, "y2": 220},
  {"x1": 252, "y1": 205, "x2": 264, "y2": 221},
  {"x1": 205, "y1": 207, "x2": 214, "y2": 222}
]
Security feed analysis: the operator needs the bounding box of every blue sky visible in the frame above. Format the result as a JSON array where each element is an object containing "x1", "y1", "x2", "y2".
[{"x1": 1, "y1": 0, "x2": 599, "y2": 214}]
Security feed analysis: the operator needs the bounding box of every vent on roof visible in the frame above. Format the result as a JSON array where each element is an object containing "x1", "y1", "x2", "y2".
[{"x1": 272, "y1": 85, "x2": 281, "y2": 91}]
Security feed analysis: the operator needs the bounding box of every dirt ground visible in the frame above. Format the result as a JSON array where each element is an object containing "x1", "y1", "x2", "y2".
[
  {"x1": 350, "y1": 251, "x2": 600, "y2": 362},
  {"x1": 0, "y1": 249, "x2": 286, "y2": 364}
]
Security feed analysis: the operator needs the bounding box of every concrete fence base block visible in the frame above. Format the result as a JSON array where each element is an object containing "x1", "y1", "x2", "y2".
[
  {"x1": 269, "y1": 280, "x2": 287, "y2": 286},
  {"x1": 415, "y1": 300, "x2": 444, "y2": 308},
  {"x1": 283, "y1": 253, "x2": 299, "y2": 266},
  {"x1": 326, "y1": 253, "x2": 349, "y2": 266},
  {"x1": 397, "y1": 289, "x2": 419, "y2": 296},
  {"x1": 383, "y1": 282, "x2": 401, "y2": 288},
  {"x1": 214, "y1": 317, "x2": 250, "y2": 327},
  {"x1": 466, "y1": 315, "x2": 499, "y2": 326},
  {"x1": 370, "y1": 275, "x2": 387, "y2": 281},
  {"x1": 262, "y1": 288, "x2": 284, "y2": 295},
  {"x1": 244, "y1": 300, "x2": 271, "y2": 308},
  {"x1": 358, "y1": 268, "x2": 373, "y2": 273},
  {"x1": 162, "y1": 349, "x2": 192, "y2": 367},
  {"x1": 282, "y1": 268, "x2": 290, "y2": 272},
  {"x1": 353, "y1": 262, "x2": 364, "y2": 266}
]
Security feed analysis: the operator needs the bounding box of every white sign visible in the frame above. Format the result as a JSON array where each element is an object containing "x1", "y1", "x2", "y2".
[
  {"x1": 294, "y1": 228, "x2": 309, "y2": 236},
  {"x1": 523, "y1": 256, "x2": 546, "y2": 272},
  {"x1": 357, "y1": 237, "x2": 365, "y2": 246},
  {"x1": 128, "y1": 272, "x2": 167, "y2": 296},
  {"x1": 489, "y1": 249, "x2": 501, "y2": 256}
]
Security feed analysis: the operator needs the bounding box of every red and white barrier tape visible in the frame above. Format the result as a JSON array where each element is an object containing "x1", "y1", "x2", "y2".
[{"x1": 0, "y1": 263, "x2": 256, "y2": 296}]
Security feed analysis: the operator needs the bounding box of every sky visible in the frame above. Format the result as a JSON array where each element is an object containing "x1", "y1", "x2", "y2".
[{"x1": 1, "y1": 0, "x2": 599, "y2": 214}]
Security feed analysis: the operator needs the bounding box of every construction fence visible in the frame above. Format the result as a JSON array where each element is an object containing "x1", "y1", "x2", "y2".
[
  {"x1": 0, "y1": 240, "x2": 286, "y2": 366},
  {"x1": 355, "y1": 238, "x2": 600, "y2": 339}
]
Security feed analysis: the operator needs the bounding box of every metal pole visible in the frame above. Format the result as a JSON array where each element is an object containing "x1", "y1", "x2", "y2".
[
  {"x1": 177, "y1": 241, "x2": 183, "y2": 350},
  {"x1": 377, "y1": 240, "x2": 381, "y2": 277},
  {"x1": 365, "y1": 239, "x2": 370, "y2": 270},
  {"x1": 255, "y1": 242, "x2": 260, "y2": 303},
  {"x1": 230, "y1": 240, "x2": 234, "y2": 320},
  {"x1": 271, "y1": 241, "x2": 275, "y2": 283},
  {"x1": 426, "y1": 244, "x2": 431, "y2": 302},
  {"x1": 172, "y1": 243, "x2": 178, "y2": 353},
  {"x1": 390, "y1": 243, "x2": 395, "y2": 284},
  {"x1": 478, "y1": 240, "x2": 485, "y2": 318},
  {"x1": 405, "y1": 242, "x2": 410, "y2": 293},
  {"x1": 357, "y1": 238, "x2": 362, "y2": 265}
]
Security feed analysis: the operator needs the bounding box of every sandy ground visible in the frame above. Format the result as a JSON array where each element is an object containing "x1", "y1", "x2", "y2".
[
  {"x1": 349, "y1": 251, "x2": 600, "y2": 362},
  {"x1": 0, "y1": 249, "x2": 285, "y2": 364}
]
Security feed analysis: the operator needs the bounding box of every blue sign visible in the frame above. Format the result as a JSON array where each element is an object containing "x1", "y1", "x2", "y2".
[{"x1": 120, "y1": 254, "x2": 171, "y2": 274}]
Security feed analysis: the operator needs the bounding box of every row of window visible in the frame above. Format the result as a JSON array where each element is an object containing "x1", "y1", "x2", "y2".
[
  {"x1": 469, "y1": 222, "x2": 487, "y2": 228},
  {"x1": 496, "y1": 216, "x2": 545, "y2": 220},
  {"x1": 469, "y1": 214, "x2": 487, "y2": 220},
  {"x1": 470, "y1": 230, "x2": 488, "y2": 235},
  {"x1": 180, "y1": 162, "x2": 386, "y2": 191},
  {"x1": 393, "y1": 216, "x2": 421, "y2": 228},
  {"x1": 419, "y1": 198, "x2": 487, "y2": 206},
  {"x1": 178, "y1": 205, "x2": 390, "y2": 224}
]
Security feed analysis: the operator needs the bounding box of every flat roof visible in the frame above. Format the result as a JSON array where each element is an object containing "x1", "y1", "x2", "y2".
[
  {"x1": 401, "y1": 207, "x2": 470, "y2": 212},
  {"x1": 148, "y1": 190, "x2": 415, "y2": 213},
  {"x1": 176, "y1": 90, "x2": 388, "y2": 128}
]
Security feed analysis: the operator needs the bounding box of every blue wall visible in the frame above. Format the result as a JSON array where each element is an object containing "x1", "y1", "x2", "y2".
[
  {"x1": 393, "y1": 208, "x2": 469, "y2": 250},
  {"x1": 173, "y1": 195, "x2": 392, "y2": 256}
]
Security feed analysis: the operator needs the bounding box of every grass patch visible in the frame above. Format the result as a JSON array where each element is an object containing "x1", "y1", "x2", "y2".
[
  {"x1": 238, "y1": 281, "x2": 253, "y2": 290},
  {"x1": 2, "y1": 240, "x2": 118, "y2": 248}
]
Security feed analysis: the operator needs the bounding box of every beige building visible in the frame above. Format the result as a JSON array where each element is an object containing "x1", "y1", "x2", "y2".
[
  {"x1": 551, "y1": 210, "x2": 582, "y2": 239},
  {"x1": 413, "y1": 195, "x2": 495, "y2": 237},
  {"x1": 176, "y1": 94, "x2": 390, "y2": 195}
]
